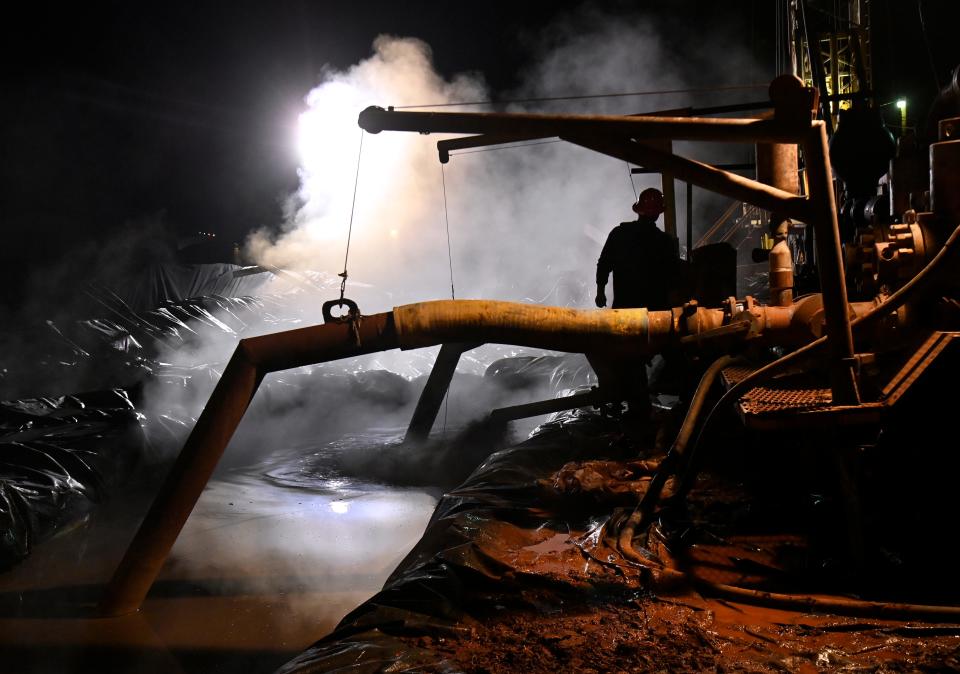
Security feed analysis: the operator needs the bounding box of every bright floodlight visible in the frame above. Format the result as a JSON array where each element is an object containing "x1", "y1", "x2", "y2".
[
  {"x1": 896, "y1": 99, "x2": 907, "y2": 110},
  {"x1": 296, "y1": 81, "x2": 362, "y2": 176},
  {"x1": 330, "y1": 500, "x2": 350, "y2": 514}
]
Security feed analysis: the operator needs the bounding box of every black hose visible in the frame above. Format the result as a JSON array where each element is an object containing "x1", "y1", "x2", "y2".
[{"x1": 618, "y1": 354, "x2": 742, "y2": 557}]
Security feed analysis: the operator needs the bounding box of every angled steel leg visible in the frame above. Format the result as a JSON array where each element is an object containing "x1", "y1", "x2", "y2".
[{"x1": 404, "y1": 342, "x2": 478, "y2": 443}]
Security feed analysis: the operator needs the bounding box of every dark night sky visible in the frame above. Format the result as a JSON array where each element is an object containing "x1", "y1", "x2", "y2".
[{"x1": 1, "y1": 1, "x2": 958, "y2": 310}]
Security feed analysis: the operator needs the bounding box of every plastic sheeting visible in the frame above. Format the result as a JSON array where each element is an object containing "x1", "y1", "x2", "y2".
[
  {"x1": 0, "y1": 263, "x2": 594, "y2": 571},
  {"x1": 0, "y1": 264, "x2": 345, "y2": 568},
  {"x1": 97, "y1": 262, "x2": 272, "y2": 313},
  {"x1": 0, "y1": 389, "x2": 143, "y2": 570}
]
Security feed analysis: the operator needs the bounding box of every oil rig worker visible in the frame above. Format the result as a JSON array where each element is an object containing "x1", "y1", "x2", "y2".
[
  {"x1": 595, "y1": 188, "x2": 679, "y2": 310},
  {"x1": 594, "y1": 187, "x2": 680, "y2": 425}
]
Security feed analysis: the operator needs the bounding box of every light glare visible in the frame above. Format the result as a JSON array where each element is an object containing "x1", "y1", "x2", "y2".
[{"x1": 330, "y1": 500, "x2": 350, "y2": 514}]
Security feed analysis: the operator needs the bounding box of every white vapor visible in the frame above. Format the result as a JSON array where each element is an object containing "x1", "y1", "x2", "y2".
[
  {"x1": 246, "y1": 11, "x2": 763, "y2": 311},
  {"x1": 246, "y1": 36, "x2": 487, "y2": 307}
]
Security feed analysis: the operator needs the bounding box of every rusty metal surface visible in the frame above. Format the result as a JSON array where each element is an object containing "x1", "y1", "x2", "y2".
[
  {"x1": 99, "y1": 312, "x2": 401, "y2": 616},
  {"x1": 721, "y1": 331, "x2": 960, "y2": 429},
  {"x1": 565, "y1": 133, "x2": 811, "y2": 223},
  {"x1": 721, "y1": 363, "x2": 832, "y2": 412},
  {"x1": 358, "y1": 106, "x2": 810, "y2": 143},
  {"x1": 721, "y1": 364, "x2": 880, "y2": 428},
  {"x1": 882, "y1": 331, "x2": 959, "y2": 405},
  {"x1": 393, "y1": 300, "x2": 666, "y2": 354},
  {"x1": 740, "y1": 379, "x2": 833, "y2": 414}
]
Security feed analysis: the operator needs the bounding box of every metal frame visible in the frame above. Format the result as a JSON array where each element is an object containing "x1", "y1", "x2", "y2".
[
  {"x1": 100, "y1": 76, "x2": 862, "y2": 616},
  {"x1": 359, "y1": 75, "x2": 858, "y2": 403}
]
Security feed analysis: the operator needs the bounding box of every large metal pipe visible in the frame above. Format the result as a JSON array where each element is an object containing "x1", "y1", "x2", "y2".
[
  {"x1": 393, "y1": 300, "x2": 673, "y2": 354},
  {"x1": 99, "y1": 297, "x2": 860, "y2": 614},
  {"x1": 563, "y1": 134, "x2": 812, "y2": 222},
  {"x1": 101, "y1": 291, "x2": 858, "y2": 616},
  {"x1": 101, "y1": 300, "x2": 731, "y2": 615},
  {"x1": 756, "y1": 142, "x2": 800, "y2": 306},
  {"x1": 359, "y1": 107, "x2": 809, "y2": 144}
]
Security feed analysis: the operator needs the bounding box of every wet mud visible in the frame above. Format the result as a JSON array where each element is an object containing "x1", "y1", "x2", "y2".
[{"x1": 283, "y1": 408, "x2": 960, "y2": 673}]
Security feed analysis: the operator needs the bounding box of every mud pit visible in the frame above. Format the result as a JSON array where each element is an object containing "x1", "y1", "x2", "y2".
[
  {"x1": 281, "y1": 408, "x2": 960, "y2": 673},
  {"x1": 406, "y1": 575, "x2": 960, "y2": 673}
]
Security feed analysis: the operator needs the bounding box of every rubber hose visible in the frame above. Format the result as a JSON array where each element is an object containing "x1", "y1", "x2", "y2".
[{"x1": 618, "y1": 354, "x2": 742, "y2": 560}]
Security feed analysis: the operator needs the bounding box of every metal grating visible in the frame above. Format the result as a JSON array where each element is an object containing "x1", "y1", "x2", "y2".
[
  {"x1": 721, "y1": 365, "x2": 832, "y2": 415},
  {"x1": 739, "y1": 382, "x2": 832, "y2": 415}
]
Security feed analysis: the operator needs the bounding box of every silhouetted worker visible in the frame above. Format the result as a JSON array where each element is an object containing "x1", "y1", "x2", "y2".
[
  {"x1": 593, "y1": 188, "x2": 680, "y2": 428},
  {"x1": 595, "y1": 188, "x2": 679, "y2": 310}
]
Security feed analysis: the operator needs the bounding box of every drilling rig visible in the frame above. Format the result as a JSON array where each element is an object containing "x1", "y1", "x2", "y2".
[{"x1": 98, "y1": 1, "x2": 959, "y2": 622}]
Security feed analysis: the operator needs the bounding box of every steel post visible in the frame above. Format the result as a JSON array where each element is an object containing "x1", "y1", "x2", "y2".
[
  {"x1": 99, "y1": 347, "x2": 264, "y2": 616},
  {"x1": 99, "y1": 313, "x2": 399, "y2": 616},
  {"x1": 404, "y1": 342, "x2": 477, "y2": 443},
  {"x1": 802, "y1": 123, "x2": 860, "y2": 404}
]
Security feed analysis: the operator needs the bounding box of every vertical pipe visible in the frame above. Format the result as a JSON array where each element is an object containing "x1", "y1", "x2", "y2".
[
  {"x1": 757, "y1": 141, "x2": 799, "y2": 305},
  {"x1": 829, "y1": 34, "x2": 840, "y2": 113},
  {"x1": 685, "y1": 182, "x2": 694, "y2": 260},
  {"x1": 99, "y1": 346, "x2": 264, "y2": 615},
  {"x1": 802, "y1": 124, "x2": 860, "y2": 404},
  {"x1": 662, "y1": 142, "x2": 678, "y2": 240}
]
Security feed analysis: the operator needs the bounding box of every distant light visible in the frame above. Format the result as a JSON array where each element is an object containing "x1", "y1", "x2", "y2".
[
  {"x1": 389, "y1": 228, "x2": 398, "y2": 238},
  {"x1": 330, "y1": 500, "x2": 349, "y2": 514},
  {"x1": 896, "y1": 99, "x2": 907, "y2": 110}
]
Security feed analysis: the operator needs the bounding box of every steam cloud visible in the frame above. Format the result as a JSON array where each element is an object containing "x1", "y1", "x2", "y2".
[
  {"x1": 246, "y1": 9, "x2": 764, "y2": 310},
  {"x1": 143, "y1": 6, "x2": 768, "y2": 477}
]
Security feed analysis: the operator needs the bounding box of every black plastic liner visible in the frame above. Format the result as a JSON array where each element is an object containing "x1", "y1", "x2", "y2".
[
  {"x1": 0, "y1": 389, "x2": 144, "y2": 570},
  {"x1": 0, "y1": 264, "x2": 592, "y2": 572},
  {"x1": 0, "y1": 265, "x2": 330, "y2": 569}
]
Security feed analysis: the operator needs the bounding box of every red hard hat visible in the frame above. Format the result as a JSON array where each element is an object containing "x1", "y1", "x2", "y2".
[{"x1": 632, "y1": 188, "x2": 665, "y2": 217}]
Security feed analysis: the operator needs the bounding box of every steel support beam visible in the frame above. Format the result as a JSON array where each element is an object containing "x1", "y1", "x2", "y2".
[
  {"x1": 404, "y1": 342, "x2": 478, "y2": 443},
  {"x1": 489, "y1": 388, "x2": 615, "y2": 423},
  {"x1": 801, "y1": 123, "x2": 860, "y2": 404},
  {"x1": 359, "y1": 107, "x2": 809, "y2": 144},
  {"x1": 562, "y1": 134, "x2": 812, "y2": 222},
  {"x1": 99, "y1": 313, "x2": 399, "y2": 616}
]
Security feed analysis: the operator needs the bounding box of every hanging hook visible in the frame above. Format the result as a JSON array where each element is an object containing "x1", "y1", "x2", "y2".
[{"x1": 322, "y1": 296, "x2": 362, "y2": 346}]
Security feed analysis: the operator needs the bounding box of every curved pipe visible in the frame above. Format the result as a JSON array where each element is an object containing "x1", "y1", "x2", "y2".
[
  {"x1": 393, "y1": 300, "x2": 674, "y2": 355},
  {"x1": 100, "y1": 313, "x2": 400, "y2": 616},
  {"x1": 617, "y1": 354, "x2": 741, "y2": 560},
  {"x1": 98, "y1": 299, "x2": 721, "y2": 616}
]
